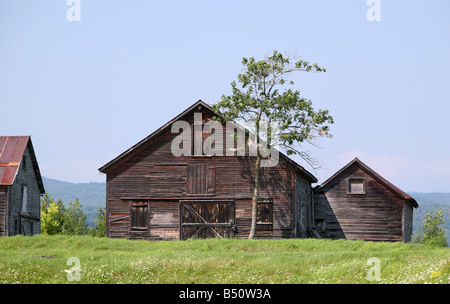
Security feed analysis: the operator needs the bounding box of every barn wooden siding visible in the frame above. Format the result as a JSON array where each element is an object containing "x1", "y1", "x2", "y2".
[
  {"x1": 402, "y1": 201, "x2": 414, "y2": 242},
  {"x1": 314, "y1": 158, "x2": 417, "y2": 242},
  {"x1": 0, "y1": 187, "x2": 7, "y2": 236},
  {"x1": 295, "y1": 174, "x2": 314, "y2": 238},
  {"x1": 101, "y1": 101, "x2": 315, "y2": 240}
]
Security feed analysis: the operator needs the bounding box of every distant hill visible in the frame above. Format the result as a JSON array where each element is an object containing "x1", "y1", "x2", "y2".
[
  {"x1": 41, "y1": 177, "x2": 449, "y2": 243},
  {"x1": 42, "y1": 177, "x2": 105, "y2": 226}
]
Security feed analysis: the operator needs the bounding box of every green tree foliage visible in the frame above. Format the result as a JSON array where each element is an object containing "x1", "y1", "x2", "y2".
[
  {"x1": 213, "y1": 50, "x2": 333, "y2": 239},
  {"x1": 63, "y1": 198, "x2": 89, "y2": 235},
  {"x1": 42, "y1": 177, "x2": 105, "y2": 226},
  {"x1": 410, "y1": 192, "x2": 450, "y2": 245},
  {"x1": 89, "y1": 207, "x2": 106, "y2": 237},
  {"x1": 40, "y1": 193, "x2": 89, "y2": 236},
  {"x1": 414, "y1": 209, "x2": 447, "y2": 247},
  {"x1": 40, "y1": 193, "x2": 67, "y2": 235}
]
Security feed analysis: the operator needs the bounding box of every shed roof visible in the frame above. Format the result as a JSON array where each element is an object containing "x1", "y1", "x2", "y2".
[
  {"x1": 316, "y1": 157, "x2": 418, "y2": 208},
  {"x1": 99, "y1": 100, "x2": 317, "y2": 183},
  {"x1": 0, "y1": 136, "x2": 45, "y2": 193}
]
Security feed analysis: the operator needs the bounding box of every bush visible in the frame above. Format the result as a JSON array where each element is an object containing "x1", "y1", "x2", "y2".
[
  {"x1": 40, "y1": 193, "x2": 89, "y2": 236},
  {"x1": 414, "y1": 209, "x2": 447, "y2": 247}
]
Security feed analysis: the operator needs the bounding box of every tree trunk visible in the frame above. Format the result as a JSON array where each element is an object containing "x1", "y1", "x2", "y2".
[{"x1": 248, "y1": 152, "x2": 262, "y2": 239}]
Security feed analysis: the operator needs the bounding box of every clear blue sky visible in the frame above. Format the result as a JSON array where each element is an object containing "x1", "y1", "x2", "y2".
[{"x1": 1, "y1": 1, "x2": 449, "y2": 192}]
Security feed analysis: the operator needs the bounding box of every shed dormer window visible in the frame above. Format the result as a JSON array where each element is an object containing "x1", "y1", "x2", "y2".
[{"x1": 349, "y1": 179, "x2": 364, "y2": 194}]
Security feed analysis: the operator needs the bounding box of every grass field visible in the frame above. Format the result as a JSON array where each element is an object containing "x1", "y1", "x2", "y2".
[{"x1": 0, "y1": 235, "x2": 448, "y2": 284}]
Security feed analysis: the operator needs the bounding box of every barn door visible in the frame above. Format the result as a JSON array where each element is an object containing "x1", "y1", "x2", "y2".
[{"x1": 180, "y1": 200, "x2": 235, "y2": 240}]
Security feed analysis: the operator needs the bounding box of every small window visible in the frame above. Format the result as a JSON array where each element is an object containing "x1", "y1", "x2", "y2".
[
  {"x1": 349, "y1": 179, "x2": 365, "y2": 194},
  {"x1": 130, "y1": 201, "x2": 149, "y2": 230},
  {"x1": 14, "y1": 218, "x2": 19, "y2": 234},
  {"x1": 22, "y1": 186, "x2": 28, "y2": 212},
  {"x1": 257, "y1": 201, "x2": 273, "y2": 231},
  {"x1": 316, "y1": 219, "x2": 326, "y2": 233}
]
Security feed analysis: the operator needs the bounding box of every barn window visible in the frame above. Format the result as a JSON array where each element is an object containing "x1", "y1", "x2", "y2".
[
  {"x1": 22, "y1": 186, "x2": 28, "y2": 213},
  {"x1": 187, "y1": 163, "x2": 215, "y2": 195},
  {"x1": 348, "y1": 179, "x2": 365, "y2": 194},
  {"x1": 130, "y1": 201, "x2": 149, "y2": 230},
  {"x1": 257, "y1": 201, "x2": 273, "y2": 231}
]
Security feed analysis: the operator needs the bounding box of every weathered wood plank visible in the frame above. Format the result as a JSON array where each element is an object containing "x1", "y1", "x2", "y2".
[
  {"x1": 314, "y1": 161, "x2": 408, "y2": 242},
  {"x1": 102, "y1": 105, "x2": 310, "y2": 240}
]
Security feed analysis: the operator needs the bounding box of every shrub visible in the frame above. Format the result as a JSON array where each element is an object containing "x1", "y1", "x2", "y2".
[{"x1": 414, "y1": 209, "x2": 447, "y2": 247}]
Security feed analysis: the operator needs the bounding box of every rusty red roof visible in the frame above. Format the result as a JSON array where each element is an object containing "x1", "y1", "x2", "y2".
[{"x1": 0, "y1": 136, "x2": 45, "y2": 193}]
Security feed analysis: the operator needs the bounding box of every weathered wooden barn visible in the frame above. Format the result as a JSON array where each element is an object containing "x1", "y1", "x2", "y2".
[
  {"x1": 0, "y1": 136, "x2": 45, "y2": 236},
  {"x1": 99, "y1": 100, "x2": 318, "y2": 240},
  {"x1": 314, "y1": 157, "x2": 418, "y2": 242}
]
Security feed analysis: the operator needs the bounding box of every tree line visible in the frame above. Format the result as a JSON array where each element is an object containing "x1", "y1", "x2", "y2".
[{"x1": 40, "y1": 193, "x2": 105, "y2": 237}]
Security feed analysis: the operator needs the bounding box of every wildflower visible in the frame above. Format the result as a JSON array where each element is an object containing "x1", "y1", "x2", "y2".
[{"x1": 430, "y1": 271, "x2": 441, "y2": 279}]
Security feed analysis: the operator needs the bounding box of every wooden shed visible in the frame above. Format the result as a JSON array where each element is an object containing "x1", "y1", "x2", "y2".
[
  {"x1": 0, "y1": 136, "x2": 45, "y2": 236},
  {"x1": 99, "y1": 100, "x2": 318, "y2": 240},
  {"x1": 314, "y1": 157, "x2": 418, "y2": 242}
]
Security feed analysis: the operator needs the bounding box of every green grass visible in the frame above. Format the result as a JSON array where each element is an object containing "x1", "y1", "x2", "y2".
[{"x1": 0, "y1": 235, "x2": 448, "y2": 284}]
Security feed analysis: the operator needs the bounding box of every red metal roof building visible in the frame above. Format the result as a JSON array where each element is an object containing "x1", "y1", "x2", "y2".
[{"x1": 0, "y1": 136, "x2": 45, "y2": 236}]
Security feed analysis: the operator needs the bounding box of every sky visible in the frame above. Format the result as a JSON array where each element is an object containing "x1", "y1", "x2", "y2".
[{"x1": 1, "y1": 1, "x2": 449, "y2": 192}]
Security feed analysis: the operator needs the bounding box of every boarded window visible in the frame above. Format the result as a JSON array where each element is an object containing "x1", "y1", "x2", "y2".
[
  {"x1": 349, "y1": 179, "x2": 364, "y2": 194},
  {"x1": 188, "y1": 164, "x2": 215, "y2": 194},
  {"x1": 257, "y1": 201, "x2": 273, "y2": 223},
  {"x1": 257, "y1": 201, "x2": 273, "y2": 231},
  {"x1": 130, "y1": 201, "x2": 148, "y2": 230}
]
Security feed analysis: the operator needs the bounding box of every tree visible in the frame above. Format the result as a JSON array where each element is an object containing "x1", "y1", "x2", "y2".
[
  {"x1": 213, "y1": 50, "x2": 333, "y2": 239},
  {"x1": 40, "y1": 193, "x2": 89, "y2": 236},
  {"x1": 414, "y1": 209, "x2": 447, "y2": 247},
  {"x1": 41, "y1": 193, "x2": 67, "y2": 235},
  {"x1": 63, "y1": 198, "x2": 89, "y2": 235},
  {"x1": 89, "y1": 207, "x2": 106, "y2": 237}
]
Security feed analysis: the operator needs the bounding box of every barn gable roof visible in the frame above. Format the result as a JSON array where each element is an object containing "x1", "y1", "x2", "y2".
[
  {"x1": 316, "y1": 157, "x2": 418, "y2": 208},
  {"x1": 0, "y1": 136, "x2": 45, "y2": 194},
  {"x1": 98, "y1": 100, "x2": 317, "y2": 183}
]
